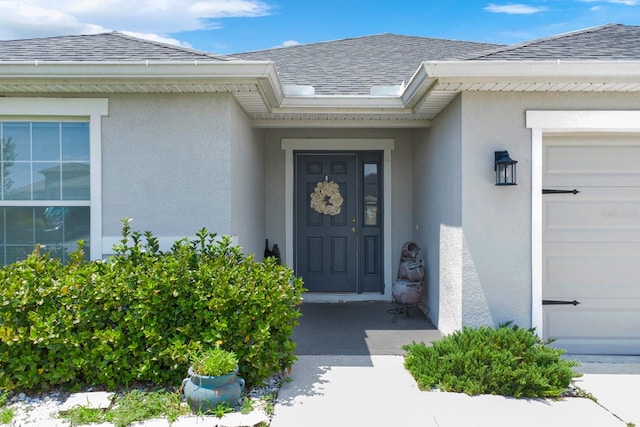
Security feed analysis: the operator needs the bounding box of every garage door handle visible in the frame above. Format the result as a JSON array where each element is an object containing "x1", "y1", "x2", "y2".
[
  {"x1": 542, "y1": 189, "x2": 580, "y2": 195},
  {"x1": 542, "y1": 299, "x2": 581, "y2": 306}
]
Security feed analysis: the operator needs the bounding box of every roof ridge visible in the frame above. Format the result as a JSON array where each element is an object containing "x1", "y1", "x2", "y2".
[
  {"x1": 227, "y1": 33, "x2": 399, "y2": 55},
  {"x1": 227, "y1": 33, "x2": 503, "y2": 57},
  {"x1": 0, "y1": 32, "x2": 112, "y2": 43},
  {"x1": 110, "y1": 32, "x2": 227, "y2": 60},
  {"x1": 465, "y1": 23, "x2": 621, "y2": 60}
]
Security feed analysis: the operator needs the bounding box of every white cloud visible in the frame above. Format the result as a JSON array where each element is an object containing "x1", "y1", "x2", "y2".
[
  {"x1": 280, "y1": 40, "x2": 300, "y2": 47},
  {"x1": 484, "y1": 3, "x2": 547, "y2": 14},
  {"x1": 0, "y1": 1, "x2": 108, "y2": 39},
  {"x1": 578, "y1": 0, "x2": 639, "y2": 4},
  {"x1": 0, "y1": 0, "x2": 271, "y2": 41},
  {"x1": 120, "y1": 31, "x2": 194, "y2": 48}
]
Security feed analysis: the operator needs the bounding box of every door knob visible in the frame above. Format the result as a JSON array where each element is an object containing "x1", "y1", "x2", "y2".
[{"x1": 351, "y1": 227, "x2": 357, "y2": 233}]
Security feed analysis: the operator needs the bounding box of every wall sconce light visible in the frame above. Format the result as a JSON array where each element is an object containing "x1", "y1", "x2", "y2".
[{"x1": 494, "y1": 151, "x2": 517, "y2": 186}]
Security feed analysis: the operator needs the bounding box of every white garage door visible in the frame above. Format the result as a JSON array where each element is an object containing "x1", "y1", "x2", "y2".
[{"x1": 543, "y1": 133, "x2": 640, "y2": 355}]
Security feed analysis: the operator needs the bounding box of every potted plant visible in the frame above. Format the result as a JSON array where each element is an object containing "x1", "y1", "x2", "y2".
[{"x1": 182, "y1": 347, "x2": 245, "y2": 414}]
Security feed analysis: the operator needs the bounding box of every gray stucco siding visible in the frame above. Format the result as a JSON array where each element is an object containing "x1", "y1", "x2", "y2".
[
  {"x1": 412, "y1": 96, "x2": 464, "y2": 335},
  {"x1": 229, "y1": 98, "x2": 266, "y2": 257},
  {"x1": 101, "y1": 93, "x2": 235, "y2": 245}
]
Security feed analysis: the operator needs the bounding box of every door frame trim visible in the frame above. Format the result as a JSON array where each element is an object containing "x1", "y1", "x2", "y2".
[
  {"x1": 282, "y1": 138, "x2": 395, "y2": 301},
  {"x1": 526, "y1": 110, "x2": 640, "y2": 338}
]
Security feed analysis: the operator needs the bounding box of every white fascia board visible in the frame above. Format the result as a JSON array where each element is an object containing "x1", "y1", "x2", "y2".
[
  {"x1": 277, "y1": 95, "x2": 410, "y2": 113},
  {"x1": 251, "y1": 118, "x2": 431, "y2": 128},
  {"x1": 0, "y1": 60, "x2": 286, "y2": 109},
  {"x1": 526, "y1": 110, "x2": 640, "y2": 132},
  {"x1": 0, "y1": 60, "x2": 278, "y2": 78},
  {"x1": 400, "y1": 63, "x2": 439, "y2": 108},
  {"x1": 421, "y1": 60, "x2": 640, "y2": 80}
]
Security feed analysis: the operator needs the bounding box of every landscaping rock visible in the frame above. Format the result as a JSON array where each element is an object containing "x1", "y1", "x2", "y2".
[{"x1": 59, "y1": 392, "x2": 114, "y2": 411}]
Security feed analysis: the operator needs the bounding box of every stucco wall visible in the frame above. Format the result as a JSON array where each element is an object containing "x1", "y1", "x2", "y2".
[
  {"x1": 457, "y1": 91, "x2": 640, "y2": 330},
  {"x1": 263, "y1": 128, "x2": 415, "y2": 294},
  {"x1": 229, "y1": 98, "x2": 265, "y2": 257},
  {"x1": 412, "y1": 96, "x2": 463, "y2": 334},
  {"x1": 101, "y1": 93, "x2": 234, "y2": 248}
]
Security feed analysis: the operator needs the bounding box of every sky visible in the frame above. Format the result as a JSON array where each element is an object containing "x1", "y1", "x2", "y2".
[{"x1": 0, "y1": 1, "x2": 639, "y2": 54}]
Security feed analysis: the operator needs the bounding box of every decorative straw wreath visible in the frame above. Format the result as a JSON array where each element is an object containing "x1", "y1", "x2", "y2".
[{"x1": 310, "y1": 180, "x2": 344, "y2": 216}]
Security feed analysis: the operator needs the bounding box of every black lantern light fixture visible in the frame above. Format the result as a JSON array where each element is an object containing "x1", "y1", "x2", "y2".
[{"x1": 494, "y1": 151, "x2": 517, "y2": 186}]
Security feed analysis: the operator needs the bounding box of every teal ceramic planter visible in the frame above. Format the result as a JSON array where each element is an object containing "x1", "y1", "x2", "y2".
[{"x1": 183, "y1": 367, "x2": 245, "y2": 414}]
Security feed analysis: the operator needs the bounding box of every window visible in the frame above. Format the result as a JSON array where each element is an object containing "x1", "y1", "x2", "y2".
[
  {"x1": 0, "y1": 121, "x2": 90, "y2": 264},
  {"x1": 363, "y1": 163, "x2": 379, "y2": 226},
  {"x1": 0, "y1": 98, "x2": 107, "y2": 265}
]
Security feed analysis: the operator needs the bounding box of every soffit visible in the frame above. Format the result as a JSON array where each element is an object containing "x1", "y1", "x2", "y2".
[
  {"x1": 3, "y1": 61, "x2": 640, "y2": 127},
  {"x1": 412, "y1": 79, "x2": 640, "y2": 117}
]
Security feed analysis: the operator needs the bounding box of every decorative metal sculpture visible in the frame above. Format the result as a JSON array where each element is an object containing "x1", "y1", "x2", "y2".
[{"x1": 389, "y1": 242, "x2": 426, "y2": 322}]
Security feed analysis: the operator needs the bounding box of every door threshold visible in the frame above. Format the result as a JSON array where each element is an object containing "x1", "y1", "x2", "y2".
[{"x1": 302, "y1": 292, "x2": 391, "y2": 303}]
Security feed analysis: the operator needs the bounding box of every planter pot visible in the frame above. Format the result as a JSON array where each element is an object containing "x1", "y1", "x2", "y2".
[{"x1": 182, "y1": 367, "x2": 245, "y2": 414}]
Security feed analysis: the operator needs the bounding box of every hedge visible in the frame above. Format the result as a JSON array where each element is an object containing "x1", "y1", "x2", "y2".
[{"x1": 0, "y1": 220, "x2": 304, "y2": 391}]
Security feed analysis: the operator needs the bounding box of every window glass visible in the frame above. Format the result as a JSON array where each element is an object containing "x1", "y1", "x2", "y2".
[
  {"x1": 32, "y1": 122, "x2": 60, "y2": 161},
  {"x1": 1, "y1": 206, "x2": 90, "y2": 264},
  {"x1": 4, "y1": 163, "x2": 31, "y2": 200},
  {"x1": 62, "y1": 163, "x2": 90, "y2": 200},
  {"x1": 5, "y1": 207, "x2": 34, "y2": 245},
  {"x1": 363, "y1": 163, "x2": 378, "y2": 226},
  {"x1": 3, "y1": 122, "x2": 30, "y2": 161},
  {"x1": 33, "y1": 162, "x2": 61, "y2": 200},
  {"x1": 62, "y1": 123, "x2": 90, "y2": 161}
]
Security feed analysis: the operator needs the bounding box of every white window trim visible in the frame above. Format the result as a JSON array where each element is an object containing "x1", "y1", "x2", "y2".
[
  {"x1": 281, "y1": 138, "x2": 395, "y2": 301},
  {"x1": 0, "y1": 97, "x2": 108, "y2": 261},
  {"x1": 526, "y1": 110, "x2": 640, "y2": 336}
]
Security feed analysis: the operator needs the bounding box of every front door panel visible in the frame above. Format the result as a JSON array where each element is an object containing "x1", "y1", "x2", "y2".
[
  {"x1": 296, "y1": 154, "x2": 357, "y2": 292},
  {"x1": 295, "y1": 152, "x2": 383, "y2": 293}
]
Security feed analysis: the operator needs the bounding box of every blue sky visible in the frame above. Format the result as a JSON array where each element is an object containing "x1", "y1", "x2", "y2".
[{"x1": 0, "y1": 1, "x2": 639, "y2": 54}]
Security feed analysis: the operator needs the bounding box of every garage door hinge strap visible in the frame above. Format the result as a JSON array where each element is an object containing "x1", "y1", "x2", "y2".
[
  {"x1": 542, "y1": 189, "x2": 580, "y2": 195},
  {"x1": 542, "y1": 299, "x2": 581, "y2": 306}
]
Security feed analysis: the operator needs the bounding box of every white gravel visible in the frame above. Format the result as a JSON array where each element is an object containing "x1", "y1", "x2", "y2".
[{"x1": 2, "y1": 373, "x2": 284, "y2": 427}]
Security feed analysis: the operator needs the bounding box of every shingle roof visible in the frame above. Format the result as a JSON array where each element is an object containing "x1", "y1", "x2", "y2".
[
  {"x1": 226, "y1": 34, "x2": 502, "y2": 95},
  {"x1": 0, "y1": 32, "x2": 226, "y2": 62},
  {"x1": 468, "y1": 24, "x2": 640, "y2": 61}
]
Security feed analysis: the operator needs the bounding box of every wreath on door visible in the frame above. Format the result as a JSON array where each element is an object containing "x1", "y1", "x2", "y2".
[{"x1": 310, "y1": 180, "x2": 344, "y2": 216}]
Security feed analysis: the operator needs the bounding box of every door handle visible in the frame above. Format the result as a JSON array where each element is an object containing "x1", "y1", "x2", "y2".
[{"x1": 351, "y1": 227, "x2": 357, "y2": 233}]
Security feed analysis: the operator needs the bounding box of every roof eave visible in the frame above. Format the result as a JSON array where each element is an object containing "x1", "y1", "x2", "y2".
[
  {"x1": 3, "y1": 59, "x2": 640, "y2": 125},
  {"x1": 0, "y1": 61, "x2": 285, "y2": 103},
  {"x1": 421, "y1": 60, "x2": 640, "y2": 79}
]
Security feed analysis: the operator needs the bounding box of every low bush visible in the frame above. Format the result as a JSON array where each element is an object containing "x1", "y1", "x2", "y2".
[
  {"x1": 402, "y1": 323, "x2": 580, "y2": 398},
  {"x1": 0, "y1": 219, "x2": 304, "y2": 391}
]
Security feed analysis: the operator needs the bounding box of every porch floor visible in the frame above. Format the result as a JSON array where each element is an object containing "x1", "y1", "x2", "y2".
[{"x1": 292, "y1": 301, "x2": 442, "y2": 355}]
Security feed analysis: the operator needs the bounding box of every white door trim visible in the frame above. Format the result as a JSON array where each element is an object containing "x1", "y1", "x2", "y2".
[
  {"x1": 281, "y1": 138, "x2": 395, "y2": 301},
  {"x1": 526, "y1": 110, "x2": 640, "y2": 337}
]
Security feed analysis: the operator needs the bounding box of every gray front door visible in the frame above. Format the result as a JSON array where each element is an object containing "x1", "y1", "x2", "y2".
[{"x1": 295, "y1": 152, "x2": 383, "y2": 293}]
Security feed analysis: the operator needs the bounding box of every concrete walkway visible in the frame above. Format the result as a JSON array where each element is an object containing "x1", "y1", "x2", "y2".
[{"x1": 270, "y1": 355, "x2": 640, "y2": 427}]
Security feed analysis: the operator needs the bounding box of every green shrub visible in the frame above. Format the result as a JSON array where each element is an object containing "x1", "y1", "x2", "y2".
[
  {"x1": 0, "y1": 219, "x2": 304, "y2": 391},
  {"x1": 402, "y1": 323, "x2": 580, "y2": 398}
]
